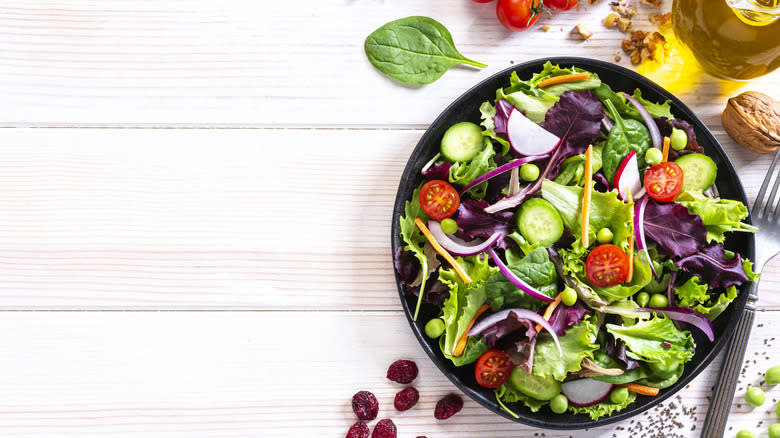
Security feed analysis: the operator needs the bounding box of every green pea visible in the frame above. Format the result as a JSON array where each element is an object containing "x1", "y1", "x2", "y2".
[
  {"x1": 737, "y1": 430, "x2": 756, "y2": 438},
  {"x1": 561, "y1": 286, "x2": 577, "y2": 307},
  {"x1": 769, "y1": 423, "x2": 780, "y2": 438},
  {"x1": 549, "y1": 394, "x2": 568, "y2": 414},
  {"x1": 649, "y1": 293, "x2": 668, "y2": 308},
  {"x1": 670, "y1": 128, "x2": 687, "y2": 151},
  {"x1": 766, "y1": 365, "x2": 780, "y2": 385},
  {"x1": 520, "y1": 163, "x2": 540, "y2": 182},
  {"x1": 610, "y1": 386, "x2": 629, "y2": 404},
  {"x1": 424, "y1": 318, "x2": 445, "y2": 339},
  {"x1": 596, "y1": 227, "x2": 614, "y2": 244},
  {"x1": 745, "y1": 386, "x2": 766, "y2": 407},
  {"x1": 440, "y1": 218, "x2": 458, "y2": 234},
  {"x1": 645, "y1": 148, "x2": 663, "y2": 166},
  {"x1": 636, "y1": 292, "x2": 650, "y2": 307}
]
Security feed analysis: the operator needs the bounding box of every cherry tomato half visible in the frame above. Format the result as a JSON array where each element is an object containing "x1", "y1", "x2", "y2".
[
  {"x1": 496, "y1": 0, "x2": 545, "y2": 31},
  {"x1": 543, "y1": 0, "x2": 578, "y2": 10},
  {"x1": 475, "y1": 349, "x2": 514, "y2": 388},
  {"x1": 586, "y1": 244, "x2": 630, "y2": 288},
  {"x1": 644, "y1": 161, "x2": 684, "y2": 202},
  {"x1": 419, "y1": 180, "x2": 460, "y2": 220}
]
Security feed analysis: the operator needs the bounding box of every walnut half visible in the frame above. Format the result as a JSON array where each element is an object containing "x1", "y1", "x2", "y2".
[{"x1": 722, "y1": 91, "x2": 780, "y2": 154}]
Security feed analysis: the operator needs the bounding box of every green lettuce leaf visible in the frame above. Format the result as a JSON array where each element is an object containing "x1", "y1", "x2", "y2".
[
  {"x1": 485, "y1": 247, "x2": 558, "y2": 311},
  {"x1": 399, "y1": 186, "x2": 430, "y2": 320},
  {"x1": 568, "y1": 390, "x2": 637, "y2": 420},
  {"x1": 448, "y1": 140, "x2": 496, "y2": 199},
  {"x1": 676, "y1": 190, "x2": 758, "y2": 243},
  {"x1": 594, "y1": 83, "x2": 674, "y2": 120},
  {"x1": 478, "y1": 101, "x2": 511, "y2": 156},
  {"x1": 495, "y1": 383, "x2": 548, "y2": 413},
  {"x1": 693, "y1": 285, "x2": 738, "y2": 321},
  {"x1": 674, "y1": 275, "x2": 709, "y2": 307},
  {"x1": 524, "y1": 62, "x2": 602, "y2": 97},
  {"x1": 607, "y1": 316, "x2": 695, "y2": 370},
  {"x1": 439, "y1": 334, "x2": 489, "y2": 366},
  {"x1": 533, "y1": 320, "x2": 599, "y2": 381},
  {"x1": 439, "y1": 254, "x2": 499, "y2": 359},
  {"x1": 497, "y1": 87, "x2": 557, "y2": 124},
  {"x1": 554, "y1": 143, "x2": 605, "y2": 186}
]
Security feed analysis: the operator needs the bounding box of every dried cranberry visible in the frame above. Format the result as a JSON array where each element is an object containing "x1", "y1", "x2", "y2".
[
  {"x1": 351, "y1": 391, "x2": 379, "y2": 421},
  {"x1": 345, "y1": 422, "x2": 369, "y2": 438},
  {"x1": 394, "y1": 387, "x2": 419, "y2": 411},
  {"x1": 434, "y1": 393, "x2": 463, "y2": 420},
  {"x1": 386, "y1": 359, "x2": 418, "y2": 384},
  {"x1": 371, "y1": 419, "x2": 397, "y2": 438}
]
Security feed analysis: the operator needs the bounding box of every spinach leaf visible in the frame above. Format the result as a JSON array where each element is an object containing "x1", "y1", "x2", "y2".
[
  {"x1": 485, "y1": 247, "x2": 558, "y2": 311},
  {"x1": 364, "y1": 16, "x2": 487, "y2": 85},
  {"x1": 602, "y1": 99, "x2": 651, "y2": 184}
]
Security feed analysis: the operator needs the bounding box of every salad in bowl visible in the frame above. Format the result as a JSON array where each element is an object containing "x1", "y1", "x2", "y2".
[{"x1": 392, "y1": 59, "x2": 759, "y2": 427}]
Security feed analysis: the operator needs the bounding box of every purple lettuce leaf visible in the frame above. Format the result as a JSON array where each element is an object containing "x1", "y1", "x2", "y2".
[
  {"x1": 493, "y1": 99, "x2": 515, "y2": 137},
  {"x1": 643, "y1": 198, "x2": 707, "y2": 258},
  {"x1": 485, "y1": 154, "x2": 512, "y2": 205},
  {"x1": 539, "y1": 90, "x2": 605, "y2": 180},
  {"x1": 605, "y1": 335, "x2": 641, "y2": 370},
  {"x1": 654, "y1": 117, "x2": 704, "y2": 159},
  {"x1": 476, "y1": 310, "x2": 539, "y2": 373},
  {"x1": 394, "y1": 247, "x2": 450, "y2": 306},
  {"x1": 547, "y1": 301, "x2": 589, "y2": 337},
  {"x1": 675, "y1": 243, "x2": 749, "y2": 289},
  {"x1": 456, "y1": 199, "x2": 516, "y2": 249},
  {"x1": 422, "y1": 161, "x2": 451, "y2": 181}
]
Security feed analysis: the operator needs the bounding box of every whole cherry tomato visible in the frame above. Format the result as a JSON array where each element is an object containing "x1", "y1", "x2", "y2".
[
  {"x1": 586, "y1": 244, "x2": 631, "y2": 288},
  {"x1": 644, "y1": 161, "x2": 684, "y2": 202},
  {"x1": 543, "y1": 0, "x2": 578, "y2": 10},
  {"x1": 496, "y1": 0, "x2": 545, "y2": 31}
]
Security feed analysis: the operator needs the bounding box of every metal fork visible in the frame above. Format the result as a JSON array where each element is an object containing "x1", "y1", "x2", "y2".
[{"x1": 702, "y1": 149, "x2": 780, "y2": 438}]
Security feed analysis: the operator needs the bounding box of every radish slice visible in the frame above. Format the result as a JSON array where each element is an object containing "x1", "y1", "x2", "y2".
[
  {"x1": 427, "y1": 220, "x2": 501, "y2": 257},
  {"x1": 506, "y1": 107, "x2": 561, "y2": 156},
  {"x1": 613, "y1": 150, "x2": 646, "y2": 200},
  {"x1": 561, "y1": 378, "x2": 614, "y2": 406},
  {"x1": 467, "y1": 307, "x2": 562, "y2": 357},
  {"x1": 638, "y1": 306, "x2": 715, "y2": 342},
  {"x1": 487, "y1": 248, "x2": 554, "y2": 303},
  {"x1": 623, "y1": 93, "x2": 662, "y2": 151},
  {"x1": 634, "y1": 196, "x2": 658, "y2": 278}
]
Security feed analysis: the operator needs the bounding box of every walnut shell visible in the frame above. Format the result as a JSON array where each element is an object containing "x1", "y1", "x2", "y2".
[{"x1": 722, "y1": 91, "x2": 780, "y2": 155}]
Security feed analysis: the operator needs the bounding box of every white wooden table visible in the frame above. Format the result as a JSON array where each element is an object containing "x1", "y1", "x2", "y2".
[{"x1": 0, "y1": 1, "x2": 778, "y2": 437}]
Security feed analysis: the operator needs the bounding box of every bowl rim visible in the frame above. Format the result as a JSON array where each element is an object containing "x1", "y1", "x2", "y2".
[{"x1": 390, "y1": 56, "x2": 754, "y2": 429}]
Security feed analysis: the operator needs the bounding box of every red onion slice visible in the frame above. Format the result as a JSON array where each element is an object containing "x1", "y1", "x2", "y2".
[
  {"x1": 487, "y1": 248, "x2": 554, "y2": 303},
  {"x1": 467, "y1": 307, "x2": 562, "y2": 356},
  {"x1": 623, "y1": 93, "x2": 662, "y2": 151},
  {"x1": 427, "y1": 220, "x2": 501, "y2": 257},
  {"x1": 459, "y1": 154, "x2": 549, "y2": 196},
  {"x1": 634, "y1": 196, "x2": 658, "y2": 278},
  {"x1": 637, "y1": 307, "x2": 714, "y2": 342}
]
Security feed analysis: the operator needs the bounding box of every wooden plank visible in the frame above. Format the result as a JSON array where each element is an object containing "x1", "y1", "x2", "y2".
[
  {"x1": 0, "y1": 310, "x2": 776, "y2": 437},
  {"x1": 0, "y1": 1, "x2": 776, "y2": 127},
  {"x1": 0, "y1": 128, "x2": 777, "y2": 309}
]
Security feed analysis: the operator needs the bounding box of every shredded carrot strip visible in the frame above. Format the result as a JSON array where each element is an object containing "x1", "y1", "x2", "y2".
[
  {"x1": 626, "y1": 187, "x2": 635, "y2": 282},
  {"x1": 625, "y1": 383, "x2": 660, "y2": 396},
  {"x1": 581, "y1": 145, "x2": 593, "y2": 247},
  {"x1": 415, "y1": 218, "x2": 472, "y2": 284},
  {"x1": 538, "y1": 72, "x2": 590, "y2": 88},
  {"x1": 662, "y1": 136, "x2": 670, "y2": 162},
  {"x1": 534, "y1": 292, "x2": 563, "y2": 333},
  {"x1": 453, "y1": 303, "x2": 490, "y2": 356}
]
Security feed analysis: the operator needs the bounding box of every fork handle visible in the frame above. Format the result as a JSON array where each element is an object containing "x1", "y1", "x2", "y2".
[{"x1": 701, "y1": 293, "x2": 757, "y2": 438}]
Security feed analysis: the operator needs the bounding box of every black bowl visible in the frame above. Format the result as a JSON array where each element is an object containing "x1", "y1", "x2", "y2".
[{"x1": 390, "y1": 57, "x2": 754, "y2": 429}]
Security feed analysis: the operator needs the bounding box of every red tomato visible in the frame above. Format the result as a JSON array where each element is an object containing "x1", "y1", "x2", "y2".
[
  {"x1": 586, "y1": 244, "x2": 630, "y2": 288},
  {"x1": 474, "y1": 349, "x2": 514, "y2": 388},
  {"x1": 419, "y1": 180, "x2": 460, "y2": 220},
  {"x1": 543, "y1": 0, "x2": 578, "y2": 10},
  {"x1": 644, "y1": 162, "x2": 684, "y2": 202},
  {"x1": 496, "y1": 0, "x2": 545, "y2": 31}
]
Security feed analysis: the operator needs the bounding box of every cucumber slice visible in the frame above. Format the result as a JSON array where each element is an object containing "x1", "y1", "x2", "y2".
[
  {"x1": 516, "y1": 198, "x2": 564, "y2": 247},
  {"x1": 674, "y1": 153, "x2": 717, "y2": 193},
  {"x1": 440, "y1": 122, "x2": 483, "y2": 162},
  {"x1": 509, "y1": 367, "x2": 561, "y2": 401}
]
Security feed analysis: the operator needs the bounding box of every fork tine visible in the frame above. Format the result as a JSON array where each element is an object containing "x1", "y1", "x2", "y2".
[{"x1": 754, "y1": 149, "x2": 780, "y2": 217}]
